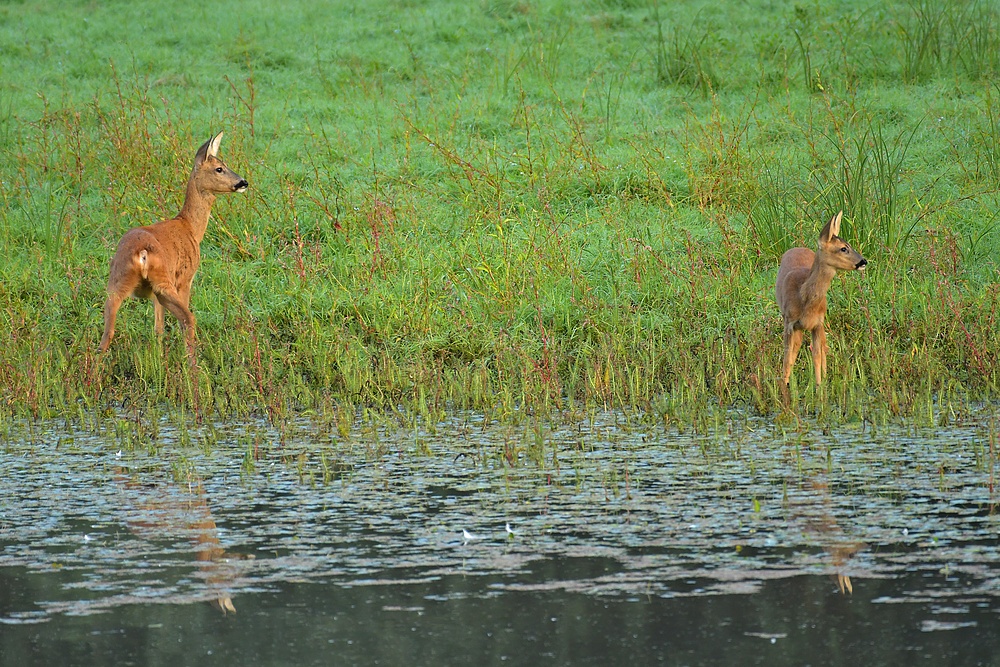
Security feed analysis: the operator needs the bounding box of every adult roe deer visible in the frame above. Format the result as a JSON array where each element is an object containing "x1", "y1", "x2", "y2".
[
  {"x1": 775, "y1": 211, "x2": 867, "y2": 386},
  {"x1": 99, "y1": 132, "x2": 248, "y2": 357}
]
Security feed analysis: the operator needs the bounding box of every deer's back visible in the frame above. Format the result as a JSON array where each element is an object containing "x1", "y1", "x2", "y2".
[{"x1": 120, "y1": 217, "x2": 198, "y2": 262}]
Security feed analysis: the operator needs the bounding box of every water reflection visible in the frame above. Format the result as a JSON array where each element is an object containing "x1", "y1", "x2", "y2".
[
  {"x1": 117, "y1": 470, "x2": 250, "y2": 614},
  {"x1": 788, "y1": 476, "x2": 865, "y2": 595}
]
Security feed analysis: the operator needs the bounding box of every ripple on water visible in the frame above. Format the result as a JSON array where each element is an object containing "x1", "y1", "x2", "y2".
[{"x1": 0, "y1": 408, "x2": 998, "y2": 620}]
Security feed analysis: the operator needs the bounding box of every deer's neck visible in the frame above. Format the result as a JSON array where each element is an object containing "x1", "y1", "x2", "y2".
[
  {"x1": 799, "y1": 257, "x2": 837, "y2": 307},
  {"x1": 178, "y1": 177, "x2": 217, "y2": 244}
]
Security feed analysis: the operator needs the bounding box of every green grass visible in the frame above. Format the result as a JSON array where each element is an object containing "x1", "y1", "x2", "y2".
[{"x1": 0, "y1": 0, "x2": 998, "y2": 426}]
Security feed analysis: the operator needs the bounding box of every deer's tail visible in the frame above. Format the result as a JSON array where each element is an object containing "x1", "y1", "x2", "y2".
[{"x1": 137, "y1": 248, "x2": 149, "y2": 279}]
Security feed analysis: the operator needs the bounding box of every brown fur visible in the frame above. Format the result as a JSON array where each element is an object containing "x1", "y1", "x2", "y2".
[
  {"x1": 99, "y1": 133, "x2": 247, "y2": 357},
  {"x1": 775, "y1": 211, "x2": 867, "y2": 385}
]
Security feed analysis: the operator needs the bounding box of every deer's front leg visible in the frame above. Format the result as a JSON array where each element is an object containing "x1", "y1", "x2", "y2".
[{"x1": 811, "y1": 324, "x2": 828, "y2": 385}]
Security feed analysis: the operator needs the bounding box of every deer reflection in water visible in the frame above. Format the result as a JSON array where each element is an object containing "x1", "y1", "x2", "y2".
[
  {"x1": 117, "y1": 471, "x2": 251, "y2": 614},
  {"x1": 788, "y1": 475, "x2": 864, "y2": 595}
]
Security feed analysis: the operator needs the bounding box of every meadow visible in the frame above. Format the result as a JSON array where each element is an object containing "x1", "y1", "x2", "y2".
[{"x1": 1, "y1": 0, "x2": 998, "y2": 430}]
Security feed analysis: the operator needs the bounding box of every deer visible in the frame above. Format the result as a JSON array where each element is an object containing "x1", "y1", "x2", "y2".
[
  {"x1": 98, "y1": 132, "x2": 248, "y2": 359},
  {"x1": 775, "y1": 211, "x2": 867, "y2": 386}
]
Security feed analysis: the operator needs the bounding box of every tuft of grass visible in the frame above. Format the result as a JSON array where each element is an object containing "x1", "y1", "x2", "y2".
[
  {"x1": 816, "y1": 115, "x2": 921, "y2": 253},
  {"x1": 898, "y1": 0, "x2": 947, "y2": 83},
  {"x1": 746, "y1": 153, "x2": 800, "y2": 263},
  {"x1": 952, "y1": 1, "x2": 1000, "y2": 79},
  {"x1": 898, "y1": 0, "x2": 1000, "y2": 82},
  {"x1": 650, "y1": 2, "x2": 718, "y2": 96}
]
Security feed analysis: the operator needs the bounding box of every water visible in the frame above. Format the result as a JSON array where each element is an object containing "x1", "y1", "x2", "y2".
[{"x1": 1, "y1": 410, "x2": 999, "y2": 665}]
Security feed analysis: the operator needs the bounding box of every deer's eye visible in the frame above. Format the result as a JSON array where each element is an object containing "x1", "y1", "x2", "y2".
[
  {"x1": 215, "y1": 167, "x2": 224, "y2": 173},
  {"x1": 840, "y1": 246, "x2": 848, "y2": 253}
]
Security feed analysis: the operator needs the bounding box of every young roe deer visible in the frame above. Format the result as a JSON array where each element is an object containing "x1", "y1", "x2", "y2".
[
  {"x1": 775, "y1": 211, "x2": 867, "y2": 386},
  {"x1": 99, "y1": 132, "x2": 248, "y2": 357}
]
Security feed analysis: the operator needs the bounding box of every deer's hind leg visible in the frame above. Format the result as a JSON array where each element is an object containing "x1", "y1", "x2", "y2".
[
  {"x1": 99, "y1": 292, "x2": 125, "y2": 353},
  {"x1": 153, "y1": 298, "x2": 166, "y2": 335},
  {"x1": 153, "y1": 287, "x2": 195, "y2": 335},
  {"x1": 99, "y1": 274, "x2": 143, "y2": 353},
  {"x1": 152, "y1": 283, "x2": 197, "y2": 358}
]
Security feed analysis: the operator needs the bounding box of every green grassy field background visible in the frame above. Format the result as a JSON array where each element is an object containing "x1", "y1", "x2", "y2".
[{"x1": 1, "y1": 0, "x2": 997, "y2": 426}]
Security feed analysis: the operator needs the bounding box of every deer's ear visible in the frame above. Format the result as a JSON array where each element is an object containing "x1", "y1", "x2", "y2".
[
  {"x1": 820, "y1": 211, "x2": 842, "y2": 243},
  {"x1": 206, "y1": 132, "x2": 223, "y2": 158},
  {"x1": 194, "y1": 132, "x2": 223, "y2": 166}
]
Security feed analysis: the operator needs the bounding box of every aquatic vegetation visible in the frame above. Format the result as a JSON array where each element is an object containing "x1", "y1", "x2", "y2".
[{"x1": 1, "y1": 409, "x2": 998, "y2": 624}]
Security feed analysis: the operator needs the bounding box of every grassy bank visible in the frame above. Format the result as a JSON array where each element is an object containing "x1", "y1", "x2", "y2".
[{"x1": 0, "y1": 0, "x2": 998, "y2": 427}]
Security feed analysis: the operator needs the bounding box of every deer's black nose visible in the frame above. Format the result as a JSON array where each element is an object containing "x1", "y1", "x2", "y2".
[
  {"x1": 234, "y1": 179, "x2": 249, "y2": 192},
  {"x1": 856, "y1": 258, "x2": 868, "y2": 270}
]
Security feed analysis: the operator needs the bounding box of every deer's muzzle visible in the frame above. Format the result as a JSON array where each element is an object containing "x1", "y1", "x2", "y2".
[
  {"x1": 855, "y1": 258, "x2": 868, "y2": 270},
  {"x1": 233, "y1": 179, "x2": 249, "y2": 193}
]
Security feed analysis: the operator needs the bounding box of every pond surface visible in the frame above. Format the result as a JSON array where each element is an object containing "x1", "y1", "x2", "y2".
[{"x1": 1, "y1": 409, "x2": 999, "y2": 665}]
